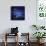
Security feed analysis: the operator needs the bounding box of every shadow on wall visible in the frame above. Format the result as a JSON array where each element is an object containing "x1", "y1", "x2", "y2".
[{"x1": 2, "y1": 28, "x2": 11, "y2": 34}]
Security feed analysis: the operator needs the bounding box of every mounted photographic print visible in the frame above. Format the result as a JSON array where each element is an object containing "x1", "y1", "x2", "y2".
[
  {"x1": 11, "y1": 6, "x2": 25, "y2": 20},
  {"x1": 37, "y1": 0, "x2": 46, "y2": 18}
]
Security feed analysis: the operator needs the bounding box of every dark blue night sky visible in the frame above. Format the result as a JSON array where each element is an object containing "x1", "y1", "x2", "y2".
[{"x1": 11, "y1": 6, "x2": 25, "y2": 20}]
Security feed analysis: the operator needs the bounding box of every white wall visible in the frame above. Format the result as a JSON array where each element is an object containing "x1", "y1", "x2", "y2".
[{"x1": 0, "y1": 0, "x2": 36, "y2": 42}]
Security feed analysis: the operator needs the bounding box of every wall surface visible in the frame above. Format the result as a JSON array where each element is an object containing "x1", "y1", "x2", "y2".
[{"x1": 0, "y1": 0, "x2": 37, "y2": 42}]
